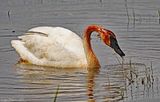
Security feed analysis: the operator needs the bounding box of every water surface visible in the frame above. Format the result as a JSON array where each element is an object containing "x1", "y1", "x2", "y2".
[{"x1": 0, "y1": 0, "x2": 160, "y2": 101}]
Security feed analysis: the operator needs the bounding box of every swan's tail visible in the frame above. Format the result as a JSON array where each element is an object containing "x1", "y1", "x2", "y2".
[{"x1": 11, "y1": 40, "x2": 40, "y2": 64}]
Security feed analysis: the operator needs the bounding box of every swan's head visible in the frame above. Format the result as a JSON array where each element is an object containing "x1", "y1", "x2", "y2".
[{"x1": 98, "y1": 27, "x2": 125, "y2": 57}]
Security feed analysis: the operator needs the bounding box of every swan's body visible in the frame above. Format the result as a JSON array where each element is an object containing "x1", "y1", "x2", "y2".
[
  {"x1": 11, "y1": 27, "x2": 87, "y2": 67},
  {"x1": 11, "y1": 25, "x2": 125, "y2": 68}
]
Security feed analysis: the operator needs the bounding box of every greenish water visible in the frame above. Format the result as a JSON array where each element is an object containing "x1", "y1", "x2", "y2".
[{"x1": 0, "y1": 0, "x2": 160, "y2": 102}]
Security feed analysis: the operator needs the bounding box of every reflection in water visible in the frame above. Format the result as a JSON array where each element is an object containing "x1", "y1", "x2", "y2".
[
  {"x1": 14, "y1": 61, "x2": 156, "y2": 102},
  {"x1": 15, "y1": 63, "x2": 88, "y2": 101},
  {"x1": 87, "y1": 68, "x2": 100, "y2": 102},
  {"x1": 15, "y1": 63, "x2": 87, "y2": 85}
]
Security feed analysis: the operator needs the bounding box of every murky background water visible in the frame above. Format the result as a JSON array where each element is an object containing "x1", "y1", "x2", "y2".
[{"x1": 0, "y1": 0, "x2": 160, "y2": 102}]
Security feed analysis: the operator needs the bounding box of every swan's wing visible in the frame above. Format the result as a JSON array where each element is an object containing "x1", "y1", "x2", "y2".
[
  {"x1": 26, "y1": 26, "x2": 86, "y2": 59},
  {"x1": 18, "y1": 33, "x2": 77, "y2": 62},
  {"x1": 17, "y1": 26, "x2": 86, "y2": 62}
]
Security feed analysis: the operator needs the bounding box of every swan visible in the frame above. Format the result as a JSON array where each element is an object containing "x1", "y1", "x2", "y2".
[{"x1": 11, "y1": 25, "x2": 125, "y2": 68}]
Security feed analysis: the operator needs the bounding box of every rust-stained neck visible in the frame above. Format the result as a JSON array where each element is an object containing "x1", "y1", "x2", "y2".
[{"x1": 83, "y1": 25, "x2": 103, "y2": 68}]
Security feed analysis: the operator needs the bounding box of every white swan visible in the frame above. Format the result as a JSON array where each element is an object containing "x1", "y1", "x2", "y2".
[{"x1": 11, "y1": 25, "x2": 125, "y2": 68}]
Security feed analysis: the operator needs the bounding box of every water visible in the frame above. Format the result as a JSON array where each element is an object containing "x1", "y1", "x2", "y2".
[{"x1": 0, "y1": 0, "x2": 160, "y2": 101}]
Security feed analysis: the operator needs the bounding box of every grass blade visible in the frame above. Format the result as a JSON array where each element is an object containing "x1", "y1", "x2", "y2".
[{"x1": 53, "y1": 85, "x2": 60, "y2": 102}]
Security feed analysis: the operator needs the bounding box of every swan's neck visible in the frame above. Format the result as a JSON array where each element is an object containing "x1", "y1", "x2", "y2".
[{"x1": 83, "y1": 25, "x2": 101, "y2": 68}]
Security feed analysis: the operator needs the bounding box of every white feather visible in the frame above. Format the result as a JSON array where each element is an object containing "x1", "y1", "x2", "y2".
[{"x1": 11, "y1": 26, "x2": 87, "y2": 68}]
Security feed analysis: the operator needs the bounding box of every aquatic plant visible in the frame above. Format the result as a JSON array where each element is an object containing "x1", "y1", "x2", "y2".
[
  {"x1": 158, "y1": 10, "x2": 160, "y2": 24},
  {"x1": 53, "y1": 85, "x2": 60, "y2": 102}
]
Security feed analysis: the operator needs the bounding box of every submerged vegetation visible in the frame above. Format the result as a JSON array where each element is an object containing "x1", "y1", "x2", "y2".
[{"x1": 105, "y1": 58, "x2": 155, "y2": 101}]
